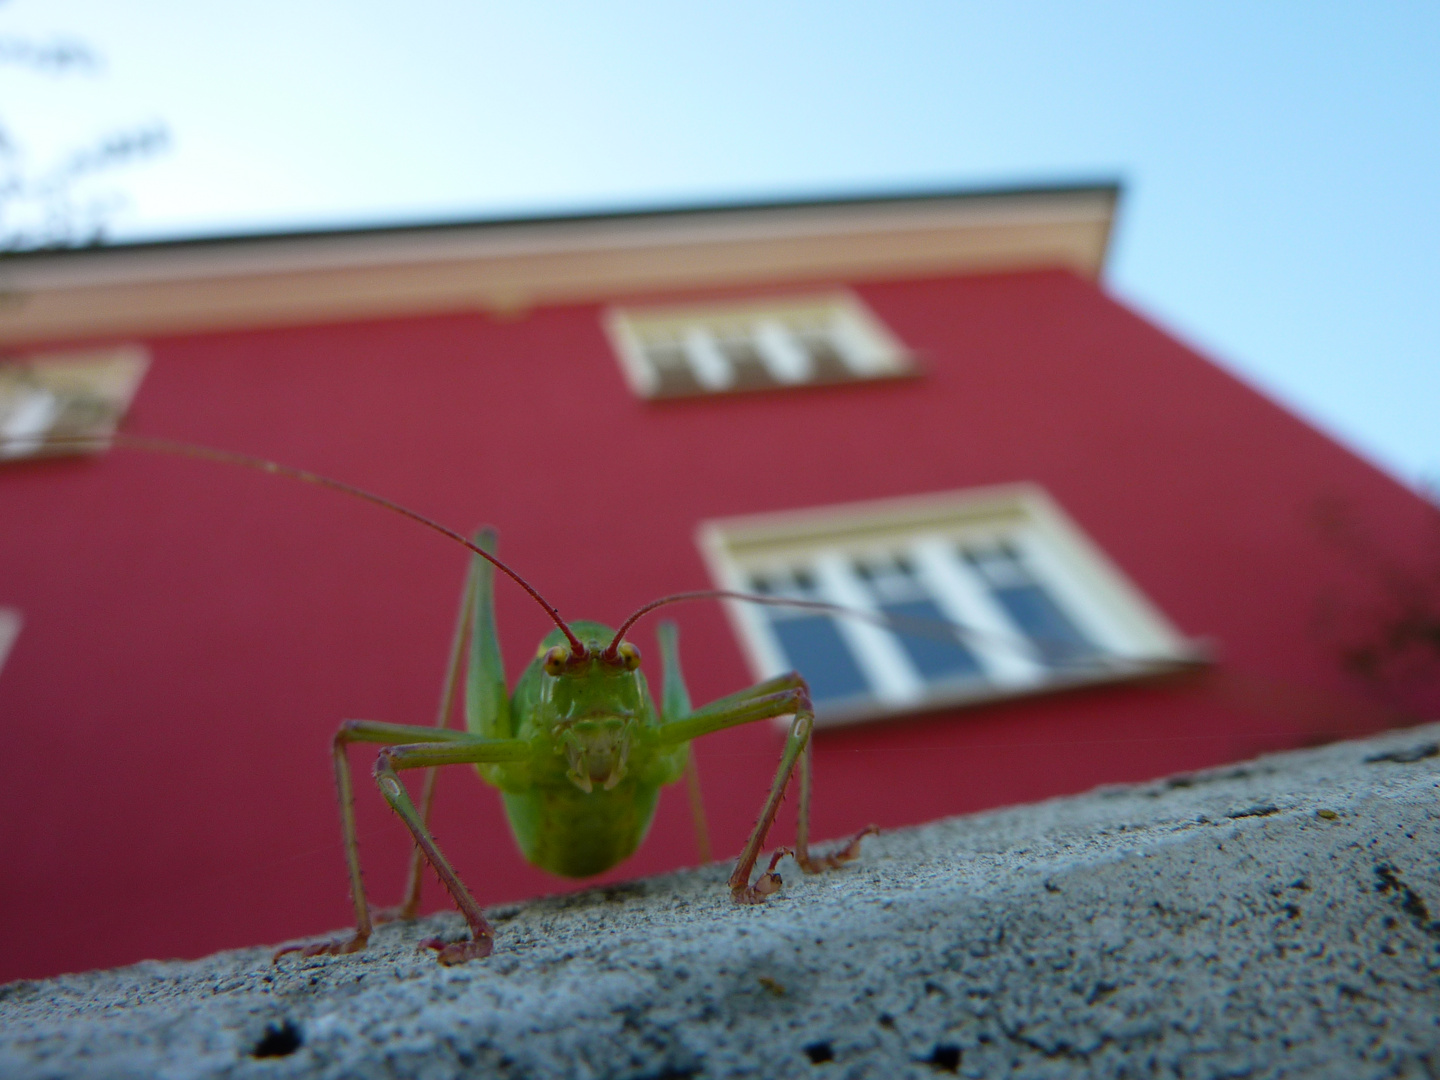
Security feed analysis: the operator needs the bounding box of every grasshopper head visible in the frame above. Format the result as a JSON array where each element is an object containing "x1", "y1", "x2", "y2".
[{"x1": 536, "y1": 622, "x2": 644, "y2": 793}]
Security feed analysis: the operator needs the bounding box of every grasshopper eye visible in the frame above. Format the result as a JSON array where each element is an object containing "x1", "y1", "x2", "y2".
[
  {"x1": 615, "y1": 641, "x2": 641, "y2": 670},
  {"x1": 542, "y1": 646, "x2": 568, "y2": 676}
]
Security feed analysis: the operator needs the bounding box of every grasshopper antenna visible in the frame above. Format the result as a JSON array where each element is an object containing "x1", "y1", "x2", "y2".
[
  {"x1": 607, "y1": 589, "x2": 1029, "y2": 661},
  {"x1": 24, "y1": 433, "x2": 590, "y2": 657},
  {"x1": 607, "y1": 590, "x2": 875, "y2": 656},
  {"x1": 605, "y1": 588, "x2": 1205, "y2": 677}
]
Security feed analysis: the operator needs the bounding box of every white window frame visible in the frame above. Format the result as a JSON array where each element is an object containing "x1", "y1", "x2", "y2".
[
  {"x1": 697, "y1": 485, "x2": 1204, "y2": 727},
  {"x1": 603, "y1": 291, "x2": 917, "y2": 400}
]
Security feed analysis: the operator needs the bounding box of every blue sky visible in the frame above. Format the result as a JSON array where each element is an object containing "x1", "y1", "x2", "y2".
[{"x1": 2, "y1": 1, "x2": 1436, "y2": 489}]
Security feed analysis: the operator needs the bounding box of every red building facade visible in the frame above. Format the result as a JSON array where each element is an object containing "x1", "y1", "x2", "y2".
[{"x1": 1, "y1": 186, "x2": 1435, "y2": 982}]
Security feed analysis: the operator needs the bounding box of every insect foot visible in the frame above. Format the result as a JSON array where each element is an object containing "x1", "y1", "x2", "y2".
[
  {"x1": 271, "y1": 933, "x2": 368, "y2": 963},
  {"x1": 731, "y1": 848, "x2": 792, "y2": 905},
  {"x1": 796, "y1": 825, "x2": 880, "y2": 874},
  {"x1": 420, "y1": 934, "x2": 493, "y2": 965}
]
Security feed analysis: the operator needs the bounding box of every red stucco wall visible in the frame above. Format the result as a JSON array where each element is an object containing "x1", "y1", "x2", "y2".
[{"x1": 1, "y1": 268, "x2": 1433, "y2": 982}]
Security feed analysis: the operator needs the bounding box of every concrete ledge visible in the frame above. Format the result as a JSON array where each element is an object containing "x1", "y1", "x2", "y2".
[{"x1": 4, "y1": 724, "x2": 1440, "y2": 1079}]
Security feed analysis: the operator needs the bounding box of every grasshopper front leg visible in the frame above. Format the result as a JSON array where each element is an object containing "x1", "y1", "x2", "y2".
[
  {"x1": 276, "y1": 720, "x2": 527, "y2": 964},
  {"x1": 387, "y1": 557, "x2": 477, "y2": 923},
  {"x1": 657, "y1": 647, "x2": 876, "y2": 903},
  {"x1": 391, "y1": 526, "x2": 504, "y2": 922},
  {"x1": 371, "y1": 737, "x2": 531, "y2": 963}
]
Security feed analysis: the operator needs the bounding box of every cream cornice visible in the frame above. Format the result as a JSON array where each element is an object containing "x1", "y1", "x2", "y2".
[{"x1": 0, "y1": 184, "x2": 1117, "y2": 345}]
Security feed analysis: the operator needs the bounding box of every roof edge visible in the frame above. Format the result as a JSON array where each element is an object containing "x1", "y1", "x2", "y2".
[
  {"x1": 0, "y1": 180, "x2": 1119, "y2": 264},
  {"x1": 0, "y1": 181, "x2": 1121, "y2": 346}
]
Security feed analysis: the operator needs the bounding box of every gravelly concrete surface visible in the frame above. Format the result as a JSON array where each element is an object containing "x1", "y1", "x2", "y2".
[{"x1": 4, "y1": 724, "x2": 1440, "y2": 1079}]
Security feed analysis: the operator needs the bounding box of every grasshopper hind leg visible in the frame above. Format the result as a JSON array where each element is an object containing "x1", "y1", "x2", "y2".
[
  {"x1": 794, "y1": 734, "x2": 879, "y2": 874},
  {"x1": 657, "y1": 621, "x2": 713, "y2": 864}
]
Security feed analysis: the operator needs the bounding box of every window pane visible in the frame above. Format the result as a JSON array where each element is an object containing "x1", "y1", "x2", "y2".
[
  {"x1": 770, "y1": 615, "x2": 872, "y2": 705},
  {"x1": 644, "y1": 343, "x2": 706, "y2": 398},
  {"x1": 962, "y1": 545, "x2": 1098, "y2": 667},
  {"x1": 752, "y1": 570, "x2": 873, "y2": 706},
  {"x1": 878, "y1": 597, "x2": 986, "y2": 683},
  {"x1": 717, "y1": 335, "x2": 776, "y2": 391},
  {"x1": 989, "y1": 584, "x2": 1095, "y2": 666},
  {"x1": 794, "y1": 329, "x2": 854, "y2": 382},
  {"x1": 681, "y1": 329, "x2": 735, "y2": 391}
]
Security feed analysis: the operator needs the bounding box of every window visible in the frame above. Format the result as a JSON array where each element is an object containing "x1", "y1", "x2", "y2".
[
  {"x1": 604, "y1": 292, "x2": 917, "y2": 400},
  {"x1": 0, "y1": 609, "x2": 19, "y2": 679},
  {"x1": 698, "y1": 486, "x2": 1199, "y2": 726},
  {"x1": 0, "y1": 347, "x2": 149, "y2": 461}
]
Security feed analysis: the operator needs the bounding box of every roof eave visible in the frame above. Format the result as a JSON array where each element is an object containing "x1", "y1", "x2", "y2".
[{"x1": 0, "y1": 181, "x2": 1120, "y2": 346}]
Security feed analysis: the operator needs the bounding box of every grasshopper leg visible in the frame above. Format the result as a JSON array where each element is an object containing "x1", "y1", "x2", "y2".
[
  {"x1": 726, "y1": 687, "x2": 814, "y2": 904},
  {"x1": 382, "y1": 527, "x2": 513, "y2": 926},
  {"x1": 681, "y1": 752, "x2": 712, "y2": 865},
  {"x1": 795, "y1": 734, "x2": 879, "y2": 873},
  {"x1": 659, "y1": 673, "x2": 876, "y2": 903},
  {"x1": 383, "y1": 549, "x2": 479, "y2": 924},
  {"x1": 275, "y1": 720, "x2": 526, "y2": 964},
  {"x1": 657, "y1": 621, "x2": 712, "y2": 864},
  {"x1": 370, "y1": 741, "x2": 520, "y2": 964}
]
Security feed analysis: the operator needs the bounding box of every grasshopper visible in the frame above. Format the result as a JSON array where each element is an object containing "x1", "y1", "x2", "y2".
[
  {"x1": 23, "y1": 436, "x2": 874, "y2": 965},
  {"x1": 293, "y1": 528, "x2": 875, "y2": 964}
]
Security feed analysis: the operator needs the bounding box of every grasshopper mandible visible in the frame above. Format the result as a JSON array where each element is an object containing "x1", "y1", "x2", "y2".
[{"x1": 54, "y1": 436, "x2": 874, "y2": 966}]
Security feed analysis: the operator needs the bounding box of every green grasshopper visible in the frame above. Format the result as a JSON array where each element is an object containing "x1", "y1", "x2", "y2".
[
  {"x1": 32, "y1": 436, "x2": 874, "y2": 966},
  {"x1": 296, "y1": 528, "x2": 875, "y2": 965}
]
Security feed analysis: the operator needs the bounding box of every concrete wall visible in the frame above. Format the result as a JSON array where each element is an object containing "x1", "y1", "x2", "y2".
[{"x1": 3, "y1": 721, "x2": 1439, "y2": 1078}]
